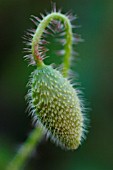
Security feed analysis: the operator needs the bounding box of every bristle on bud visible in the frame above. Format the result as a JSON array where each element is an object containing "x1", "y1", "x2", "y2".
[{"x1": 27, "y1": 65, "x2": 86, "y2": 150}]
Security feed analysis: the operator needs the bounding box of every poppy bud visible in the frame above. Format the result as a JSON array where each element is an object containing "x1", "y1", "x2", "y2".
[{"x1": 28, "y1": 65, "x2": 84, "y2": 150}]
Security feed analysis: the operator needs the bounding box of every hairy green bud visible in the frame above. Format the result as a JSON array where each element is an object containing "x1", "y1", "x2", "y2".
[
  {"x1": 7, "y1": 6, "x2": 88, "y2": 170},
  {"x1": 28, "y1": 64, "x2": 84, "y2": 150}
]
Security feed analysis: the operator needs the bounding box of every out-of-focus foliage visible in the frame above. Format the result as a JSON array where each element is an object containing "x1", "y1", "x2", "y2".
[{"x1": 0, "y1": 0, "x2": 113, "y2": 170}]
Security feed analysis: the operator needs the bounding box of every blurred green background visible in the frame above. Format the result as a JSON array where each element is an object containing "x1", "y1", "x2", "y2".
[{"x1": 0, "y1": 0, "x2": 113, "y2": 169}]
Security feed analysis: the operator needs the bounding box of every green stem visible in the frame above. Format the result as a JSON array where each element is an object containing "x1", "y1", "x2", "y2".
[
  {"x1": 7, "y1": 126, "x2": 44, "y2": 170},
  {"x1": 7, "y1": 12, "x2": 73, "y2": 170},
  {"x1": 32, "y1": 12, "x2": 73, "y2": 77}
]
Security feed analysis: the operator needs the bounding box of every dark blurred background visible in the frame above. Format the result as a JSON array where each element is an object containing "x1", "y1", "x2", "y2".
[{"x1": 0, "y1": 0, "x2": 113, "y2": 169}]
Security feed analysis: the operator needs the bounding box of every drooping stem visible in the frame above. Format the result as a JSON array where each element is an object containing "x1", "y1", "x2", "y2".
[
  {"x1": 7, "y1": 12, "x2": 73, "y2": 170},
  {"x1": 32, "y1": 12, "x2": 73, "y2": 77},
  {"x1": 7, "y1": 126, "x2": 44, "y2": 170}
]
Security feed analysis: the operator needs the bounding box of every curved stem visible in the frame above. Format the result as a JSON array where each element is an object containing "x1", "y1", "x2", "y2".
[
  {"x1": 7, "y1": 12, "x2": 73, "y2": 170},
  {"x1": 7, "y1": 126, "x2": 44, "y2": 170},
  {"x1": 32, "y1": 12, "x2": 73, "y2": 77}
]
